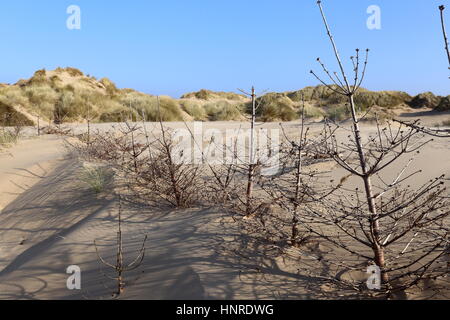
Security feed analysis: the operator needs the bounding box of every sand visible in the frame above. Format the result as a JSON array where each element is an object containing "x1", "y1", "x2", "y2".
[{"x1": 0, "y1": 111, "x2": 449, "y2": 300}]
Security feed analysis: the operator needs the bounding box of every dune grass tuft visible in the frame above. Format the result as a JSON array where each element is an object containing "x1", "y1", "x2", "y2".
[
  {"x1": 79, "y1": 166, "x2": 113, "y2": 194},
  {"x1": 0, "y1": 130, "x2": 19, "y2": 147}
]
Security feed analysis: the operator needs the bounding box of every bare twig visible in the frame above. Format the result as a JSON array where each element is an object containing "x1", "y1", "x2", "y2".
[
  {"x1": 439, "y1": 5, "x2": 450, "y2": 73},
  {"x1": 94, "y1": 196, "x2": 148, "y2": 296}
]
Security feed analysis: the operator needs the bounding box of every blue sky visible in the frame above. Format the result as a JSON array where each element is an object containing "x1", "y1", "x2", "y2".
[{"x1": 0, "y1": 0, "x2": 448, "y2": 97}]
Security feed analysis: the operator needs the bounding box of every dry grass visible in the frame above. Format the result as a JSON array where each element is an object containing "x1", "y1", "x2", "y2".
[
  {"x1": 79, "y1": 166, "x2": 113, "y2": 193},
  {"x1": 0, "y1": 130, "x2": 19, "y2": 147},
  {"x1": 0, "y1": 67, "x2": 433, "y2": 126}
]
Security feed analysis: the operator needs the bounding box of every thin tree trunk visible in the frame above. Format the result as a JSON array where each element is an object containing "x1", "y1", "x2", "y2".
[
  {"x1": 440, "y1": 6, "x2": 450, "y2": 69},
  {"x1": 291, "y1": 151, "x2": 301, "y2": 244},
  {"x1": 250, "y1": 86, "x2": 256, "y2": 165},
  {"x1": 94, "y1": 196, "x2": 147, "y2": 296},
  {"x1": 246, "y1": 164, "x2": 255, "y2": 215},
  {"x1": 292, "y1": 106, "x2": 306, "y2": 245},
  {"x1": 131, "y1": 128, "x2": 138, "y2": 173},
  {"x1": 246, "y1": 87, "x2": 257, "y2": 216},
  {"x1": 141, "y1": 109, "x2": 153, "y2": 161},
  {"x1": 348, "y1": 95, "x2": 388, "y2": 284},
  {"x1": 157, "y1": 97, "x2": 182, "y2": 207},
  {"x1": 116, "y1": 200, "x2": 124, "y2": 295}
]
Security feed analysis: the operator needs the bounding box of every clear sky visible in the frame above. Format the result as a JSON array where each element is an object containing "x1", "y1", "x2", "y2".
[{"x1": 0, "y1": 0, "x2": 449, "y2": 97}]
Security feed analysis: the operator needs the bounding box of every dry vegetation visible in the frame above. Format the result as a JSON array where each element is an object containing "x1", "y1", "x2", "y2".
[{"x1": 0, "y1": 66, "x2": 449, "y2": 128}]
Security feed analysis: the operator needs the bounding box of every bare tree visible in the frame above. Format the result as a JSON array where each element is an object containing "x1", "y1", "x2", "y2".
[
  {"x1": 180, "y1": 87, "x2": 270, "y2": 216},
  {"x1": 94, "y1": 196, "x2": 147, "y2": 296},
  {"x1": 71, "y1": 99, "x2": 202, "y2": 209},
  {"x1": 307, "y1": 0, "x2": 450, "y2": 293},
  {"x1": 260, "y1": 101, "x2": 340, "y2": 247},
  {"x1": 121, "y1": 122, "x2": 146, "y2": 174},
  {"x1": 234, "y1": 87, "x2": 273, "y2": 216},
  {"x1": 181, "y1": 120, "x2": 240, "y2": 205},
  {"x1": 133, "y1": 97, "x2": 203, "y2": 208},
  {"x1": 237, "y1": 87, "x2": 261, "y2": 215},
  {"x1": 440, "y1": 5, "x2": 450, "y2": 72}
]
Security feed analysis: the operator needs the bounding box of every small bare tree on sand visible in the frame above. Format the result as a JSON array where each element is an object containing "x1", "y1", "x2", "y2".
[
  {"x1": 70, "y1": 99, "x2": 202, "y2": 209},
  {"x1": 133, "y1": 97, "x2": 203, "y2": 208},
  {"x1": 236, "y1": 87, "x2": 268, "y2": 216},
  {"x1": 181, "y1": 120, "x2": 240, "y2": 205},
  {"x1": 118, "y1": 121, "x2": 148, "y2": 175},
  {"x1": 306, "y1": 0, "x2": 450, "y2": 295},
  {"x1": 180, "y1": 87, "x2": 275, "y2": 218},
  {"x1": 260, "y1": 101, "x2": 340, "y2": 247},
  {"x1": 94, "y1": 196, "x2": 147, "y2": 296}
]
